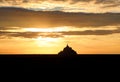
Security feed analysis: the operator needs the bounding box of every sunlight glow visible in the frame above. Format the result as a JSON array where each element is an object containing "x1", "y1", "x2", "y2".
[
  {"x1": 23, "y1": 26, "x2": 118, "y2": 33},
  {"x1": 23, "y1": 26, "x2": 70, "y2": 32},
  {"x1": 35, "y1": 37, "x2": 63, "y2": 47}
]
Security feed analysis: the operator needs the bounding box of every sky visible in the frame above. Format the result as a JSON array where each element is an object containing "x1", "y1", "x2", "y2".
[{"x1": 0, "y1": 0, "x2": 120, "y2": 54}]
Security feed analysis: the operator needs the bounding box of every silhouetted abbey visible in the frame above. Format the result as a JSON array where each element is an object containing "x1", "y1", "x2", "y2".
[{"x1": 58, "y1": 44, "x2": 77, "y2": 56}]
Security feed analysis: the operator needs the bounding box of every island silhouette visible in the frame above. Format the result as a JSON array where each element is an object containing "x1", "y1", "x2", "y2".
[
  {"x1": 0, "y1": 44, "x2": 119, "y2": 70},
  {"x1": 58, "y1": 44, "x2": 77, "y2": 56}
]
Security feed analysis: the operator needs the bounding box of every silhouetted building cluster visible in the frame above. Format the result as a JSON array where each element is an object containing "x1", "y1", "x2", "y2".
[{"x1": 58, "y1": 44, "x2": 77, "y2": 56}]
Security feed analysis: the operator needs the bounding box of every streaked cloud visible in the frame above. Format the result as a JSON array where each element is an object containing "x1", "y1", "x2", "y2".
[
  {"x1": 0, "y1": 0, "x2": 120, "y2": 13},
  {"x1": 60, "y1": 27, "x2": 120, "y2": 35},
  {"x1": 0, "y1": 31, "x2": 63, "y2": 39},
  {"x1": 1, "y1": 27, "x2": 120, "y2": 39}
]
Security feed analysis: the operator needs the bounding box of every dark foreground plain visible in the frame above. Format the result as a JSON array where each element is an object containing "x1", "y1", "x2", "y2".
[
  {"x1": 0, "y1": 54, "x2": 120, "y2": 68},
  {"x1": 0, "y1": 54, "x2": 120, "y2": 80}
]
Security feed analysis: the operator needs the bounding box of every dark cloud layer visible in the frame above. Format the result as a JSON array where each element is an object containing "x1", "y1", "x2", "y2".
[
  {"x1": 0, "y1": 31, "x2": 63, "y2": 39},
  {"x1": 0, "y1": 31, "x2": 39, "y2": 38},
  {"x1": 0, "y1": 7, "x2": 120, "y2": 28},
  {"x1": 0, "y1": 27, "x2": 20, "y2": 30},
  {"x1": 60, "y1": 28, "x2": 120, "y2": 35}
]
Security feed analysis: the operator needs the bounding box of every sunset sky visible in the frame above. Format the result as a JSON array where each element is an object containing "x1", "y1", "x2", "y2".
[{"x1": 0, "y1": 0, "x2": 120, "y2": 54}]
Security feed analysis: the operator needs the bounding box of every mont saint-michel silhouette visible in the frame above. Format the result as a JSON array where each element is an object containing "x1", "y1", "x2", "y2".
[{"x1": 58, "y1": 44, "x2": 77, "y2": 56}]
